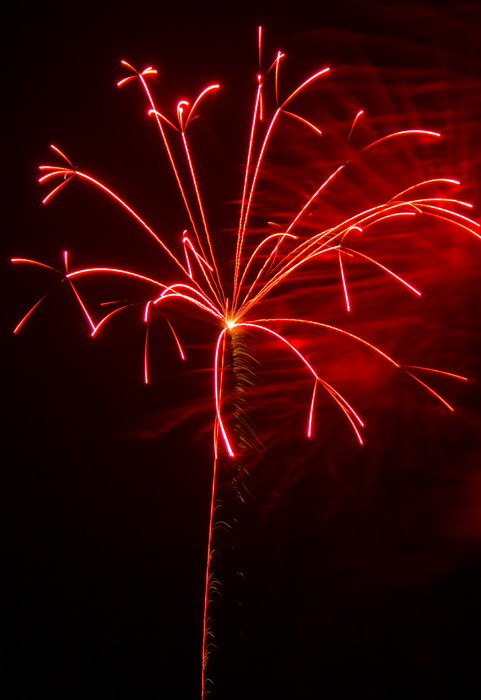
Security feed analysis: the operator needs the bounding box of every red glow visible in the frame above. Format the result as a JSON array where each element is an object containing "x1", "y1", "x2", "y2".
[{"x1": 13, "y1": 33, "x2": 480, "y2": 700}]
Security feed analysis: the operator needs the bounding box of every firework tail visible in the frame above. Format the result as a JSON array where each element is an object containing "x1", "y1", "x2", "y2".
[{"x1": 202, "y1": 327, "x2": 263, "y2": 695}]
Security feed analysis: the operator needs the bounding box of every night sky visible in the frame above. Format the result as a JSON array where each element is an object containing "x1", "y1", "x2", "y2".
[{"x1": 3, "y1": 1, "x2": 481, "y2": 698}]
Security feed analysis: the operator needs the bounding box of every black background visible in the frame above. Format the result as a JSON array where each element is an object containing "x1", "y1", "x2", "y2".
[{"x1": 3, "y1": 1, "x2": 481, "y2": 698}]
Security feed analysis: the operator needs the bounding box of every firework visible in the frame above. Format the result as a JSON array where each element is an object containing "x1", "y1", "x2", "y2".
[{"x1": 12, "y1": 28, "x2": 479, "y2": 697}]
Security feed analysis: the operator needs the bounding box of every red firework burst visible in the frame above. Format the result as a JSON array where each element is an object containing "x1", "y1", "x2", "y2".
[{"x1": 12, "y1": 28, "x2": 479, "y2": 698}]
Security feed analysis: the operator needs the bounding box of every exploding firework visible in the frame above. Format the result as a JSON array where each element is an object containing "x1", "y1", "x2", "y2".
[{"x1": 12, "y1": 27, "x2": 479, "y2": 697}]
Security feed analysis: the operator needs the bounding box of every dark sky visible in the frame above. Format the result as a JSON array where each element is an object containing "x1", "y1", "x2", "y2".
[{"x1": 3, "y1": 2, "x2": 481, "y2": 698}]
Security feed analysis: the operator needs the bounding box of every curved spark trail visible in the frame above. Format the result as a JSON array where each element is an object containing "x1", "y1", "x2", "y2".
[{"x1": 12, "y1": 29, "x2": 478, "y2": 699}]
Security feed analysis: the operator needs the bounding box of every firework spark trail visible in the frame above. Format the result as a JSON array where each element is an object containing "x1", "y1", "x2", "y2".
[{"x1": 12, "y1": 29, "x2": 479, "y2": 699}]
